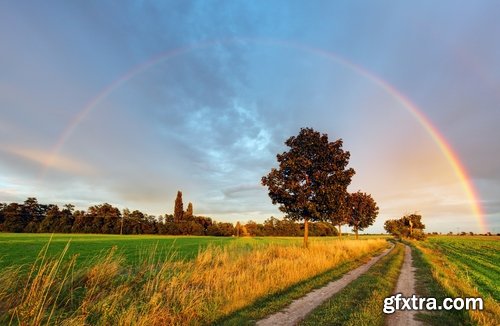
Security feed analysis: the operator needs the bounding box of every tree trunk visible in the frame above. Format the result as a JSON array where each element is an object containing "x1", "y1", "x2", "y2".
[
  {"x1": 355, "y1": 228, "x2": 359, "y2": 240},
  {"x1": 338, "y1": 224, "x2": 342, "y2": 237},
  {"x1": 304, "y1": 218, "x2": 309, "y2": 248}
]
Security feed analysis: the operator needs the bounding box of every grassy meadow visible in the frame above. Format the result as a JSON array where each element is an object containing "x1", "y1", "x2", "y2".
[
  {"x1": 0, "y1": 233, "x2": 235, "y2": 269},
  {"x1": 424, "y1": 236, "x2": 499, "y2": 301},
  {"x1": 0, "y1": 233, "x2": 388, "y2": 325},
  {"x1": 412, "y1": 236, "x2": 500, "y2": 325},
  {"x1": 2, "y1": 233, "x2": 496, "y2": 325},
  {"x1": 299, "y1": 236, "x2": 499, "y2": 326}
]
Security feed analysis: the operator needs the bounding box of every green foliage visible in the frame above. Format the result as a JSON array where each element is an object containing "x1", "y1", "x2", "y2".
[
  {"x1": 1, "y1": 198, "x2": 339, "y2": 238},
  {"x1": 384, "y1": 213, "x2": 426, "y2": 239},
  {"x1": 207, "y1": 222, "x2": 235, "y2": 236},
  {"x1": 0, "y1": 197, "x2": 222, "y2": 237},
  {"x1": 1, "y1": 202, "x2": 25, "y2": 232},
  {"x1": 246, "y1": 217, "x2": 338, "y2": 237}
]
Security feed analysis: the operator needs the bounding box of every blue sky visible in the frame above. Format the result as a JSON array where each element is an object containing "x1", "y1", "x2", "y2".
[{"x1": 1, "y1": 1, "x2": 499, "y2": 233}]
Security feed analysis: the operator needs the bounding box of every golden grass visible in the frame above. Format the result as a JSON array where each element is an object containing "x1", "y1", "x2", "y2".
[
  {"x1": 0, "y1": 238, "x2": 387, "y2": 325},
  {"x1": 413, "y1": 241, "x2": 500, "y2": 326}
]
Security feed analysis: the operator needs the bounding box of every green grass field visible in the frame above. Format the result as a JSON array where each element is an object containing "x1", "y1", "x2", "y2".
[
  {"x1": 0, "y1": 233, "x2": 388, "y2": 325},
  {"x1": 0, "y1": 233, "x2": 236, "y2": 269},
  {"x1": 300, "y1": 236, "x2": 499, "y2": 326},
  {"x1": 423, "y1": 236, "x2": 499, "y2": 301},
  {"x1": 3, "y1": 233, "x2": 496, "y2": 325},
  {"x1": 0, "y1": 233, "x2": 387, "y2": 270},
  {"x1": 413, "y1": 236, "x2": 500, "y2": 325}
]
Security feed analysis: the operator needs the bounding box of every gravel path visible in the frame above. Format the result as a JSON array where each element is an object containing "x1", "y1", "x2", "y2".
[
  {"x1": 385, "y1": 244, "x2": 423, "y2": 326},
  {"x1": 257, "y1": 244, "x2": 395, "y2": 326}
]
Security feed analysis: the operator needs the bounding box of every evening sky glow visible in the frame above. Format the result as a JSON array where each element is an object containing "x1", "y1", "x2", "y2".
[{"x1": 1, "y1": 1, "x2": 499, "y2": 233}]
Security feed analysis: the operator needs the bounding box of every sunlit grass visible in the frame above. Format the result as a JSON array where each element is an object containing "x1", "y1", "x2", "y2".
[
  {"x1": 301, "y1": 243, "x2": 404, "y2": 325},
  {"x1": 0, "y1": 233, "x2": 235, "y2": 269},
  {"x1": 412, "y1": 236, "x2": 500, "y2": 326},
  {"x1": 0, "y1": 236, "x2": 387, "y2": 325}
]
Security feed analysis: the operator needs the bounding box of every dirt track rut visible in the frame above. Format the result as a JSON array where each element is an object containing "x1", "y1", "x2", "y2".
[
  {"x1": 257, "y1": 244, "x2": 395, "y2": 326},
  {"x1": 385, "y1": 244, "x2": 423, "y2": 326}
]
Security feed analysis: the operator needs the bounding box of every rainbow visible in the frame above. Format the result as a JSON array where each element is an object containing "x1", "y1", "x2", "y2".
[{"x1": 43, "y1": 38, "x2": 487, "y2": 233}]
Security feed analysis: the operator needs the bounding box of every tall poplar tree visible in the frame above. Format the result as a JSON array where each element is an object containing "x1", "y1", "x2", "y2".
[
  {"x1": 174, "y1": 191, "x2": 184, "y2": 223},
  {"x1": 185, "y1": 202, "x2": 193, "y2": 219}
]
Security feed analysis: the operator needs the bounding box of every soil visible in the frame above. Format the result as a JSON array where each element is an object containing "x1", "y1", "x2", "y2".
[{"x1": 385, "y1": 245, "x2": 423, "y2": 326}]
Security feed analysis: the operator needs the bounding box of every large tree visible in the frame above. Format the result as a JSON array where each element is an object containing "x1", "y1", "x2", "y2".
[
  {"x1": 174, "y1": 191, "x2": 184, "y2": 223},
  {"x1": 262, "y1": 128, "x2": 355, "y2": 247},
  {"x1": 348, "y1": 191, "x2": 379, "y2": 239}
]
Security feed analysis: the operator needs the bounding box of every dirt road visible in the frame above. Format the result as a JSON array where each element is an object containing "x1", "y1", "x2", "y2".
[
  {"x1": 257, "y1": 244, "x2": 395, "y2": 326},
  {"x1": 385, "y1": 244, "x2": 423, "y2": 326}
]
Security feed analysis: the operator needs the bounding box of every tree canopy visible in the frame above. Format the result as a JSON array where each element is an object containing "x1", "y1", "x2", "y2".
[
  {"x1": 348, "y1": 191, "x2": 379, "y2": 239},
  {"x1": 262, "y1": 127, "x2": 355, "y2": 246},
  {"x1": 384, "y1": 213, "x2": 426, "y2": 240}
]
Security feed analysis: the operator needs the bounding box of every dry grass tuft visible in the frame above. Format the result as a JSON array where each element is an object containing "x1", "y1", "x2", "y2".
[{"x1": 0, "y1": 238, "x2": 386, "y2": 325}]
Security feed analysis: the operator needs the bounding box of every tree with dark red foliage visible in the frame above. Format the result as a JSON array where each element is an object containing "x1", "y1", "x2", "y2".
[
  {"x1": 174, "y1": 191, "x2": 184, "y2": 223},
  {"x1": 185, "y1": 202, "x2": 193, "y2": 219},
  {"x1": 348, "y1": 191, "x2": 379, "y2": 239},
  {"x1": 262, "y1": 128, "x2": 355, "y2": 247}
]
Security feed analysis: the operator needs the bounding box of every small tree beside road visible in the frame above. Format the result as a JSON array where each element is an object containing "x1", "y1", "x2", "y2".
[{"x1": 348, "y1": 191, "x2": 379, "y2": 239}]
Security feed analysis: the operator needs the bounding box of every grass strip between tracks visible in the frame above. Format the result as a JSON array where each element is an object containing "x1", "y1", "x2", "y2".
[
  {"x1": 299, "y1": 242, "x2": 404, "y2": 326},
  {"x1": 216, "y1": 243, "x2": 390, "y2": 325}
]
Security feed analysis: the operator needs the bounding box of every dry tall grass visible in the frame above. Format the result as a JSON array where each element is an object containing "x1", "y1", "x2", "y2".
[{"x1": 0, "y1": 238, "x2": 387, "y2": 325}]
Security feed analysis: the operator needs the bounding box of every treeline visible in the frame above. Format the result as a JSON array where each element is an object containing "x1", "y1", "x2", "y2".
[
  {"x1": 239, "y1": 217, "x2": 338, "y2": 237},
  {"x1": 384, "y1": 213, "x2": 426, "y2": 240},
  {"x1": 0, "y1": 197, "x2": 338, "y2": 237}
]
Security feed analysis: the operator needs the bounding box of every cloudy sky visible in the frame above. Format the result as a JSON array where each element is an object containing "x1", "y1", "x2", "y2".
[{"x1": 1, "y1": 1, "x2": 499, "y2": 233}]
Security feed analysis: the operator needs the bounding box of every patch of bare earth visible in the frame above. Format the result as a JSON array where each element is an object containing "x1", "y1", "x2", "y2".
[
  {"x1": 385, "y1": 244, "x2": 423, "y2": 326},
  {"x1": 257, "y1": 244, "x2": 395, "y2": 326}
]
